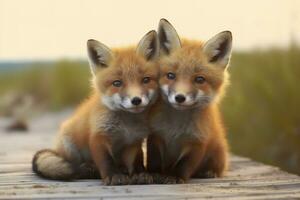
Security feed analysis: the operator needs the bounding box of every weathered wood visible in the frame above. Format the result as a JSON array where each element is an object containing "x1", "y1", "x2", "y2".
[{"x1": 0, "y1": 112, "x2": 300, "y2": 199}]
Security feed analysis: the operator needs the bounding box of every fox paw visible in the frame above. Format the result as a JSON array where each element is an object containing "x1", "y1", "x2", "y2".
[
  {"x1": 151, "y1": 173, "x2": 166, "y2": 184},
  {"x1": 164, "y1": 176, "x2": 184, "y2": 184},
  {"x1": 78, "y1": 163, "x2": 99, "y2": 179},
  {"x1": 150, "y1": 174, "x2": 184, "y2": 184},
  {"x1": 130, "y1": 172, "x2": 154, "y2": 184},
  {"x1": 104, "y1": 174, "x2": 130, "y2": 185},
  {"x1": 197, "y1": 170, "x2": 218, "y2": 179}
]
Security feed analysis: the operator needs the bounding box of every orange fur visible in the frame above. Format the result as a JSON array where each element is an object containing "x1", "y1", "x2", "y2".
[
  {"x1": 32, "y1": 31, "x2": 160, "y2": 185},
  {"x1": 147, "y1": 19, "x2": 232, "y2": 183}
]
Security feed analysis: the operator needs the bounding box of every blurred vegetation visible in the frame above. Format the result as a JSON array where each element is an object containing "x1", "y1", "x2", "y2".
[
  {"x1": 0, "y1": 60, "x2": 90, "y2": 111},
  {"x1": 222, "y1": 45, "x2": 300, "y2": 175},
  {"x1": 0, "y1": 47, "x2": 299, "y2": 175}
]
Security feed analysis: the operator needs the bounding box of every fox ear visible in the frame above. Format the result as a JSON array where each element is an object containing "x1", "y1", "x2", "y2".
[
  {"x1": 158, "y1": 18, "x2": 181, "y2": 55},
  {"x1": 203, "y1": 31, "x2": 232, "y2": 68},
  {"x1": 87, "y1": 39, "x2": 113, "y2": 74},
  {"x1": 136, "y1": 30, "x2": 159, "y2": 61}
]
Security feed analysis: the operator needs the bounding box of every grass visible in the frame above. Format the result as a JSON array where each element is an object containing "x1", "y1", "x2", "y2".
[
  {"x1": 0, "y1": 46, "x2": 299, "y2": 174},
  {"x1": 222, "y1": 46, "x2": 300, "y2": 174},
  {"x1": 0, "y1": 60, "x2": 90, "y2": 111}
]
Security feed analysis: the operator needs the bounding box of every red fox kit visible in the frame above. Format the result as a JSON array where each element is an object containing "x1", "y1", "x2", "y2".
[
  {"x1": 32, "y1": 30, "x2": 160, "y2": 185},
  {"x1": 147, "y1": 19, "x2": 232, "y2": 183}
]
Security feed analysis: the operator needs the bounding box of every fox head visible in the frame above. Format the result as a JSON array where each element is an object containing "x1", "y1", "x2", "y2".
[
  {"x1": 157, "y1": 19, "x2": 232, "y2": 110},
  {"x1": 87, "y1": 30, "x2": 160, "y2": 113}
]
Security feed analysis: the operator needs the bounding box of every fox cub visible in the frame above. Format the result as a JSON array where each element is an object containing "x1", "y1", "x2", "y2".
[
  {"x1": 147, "y1": 19, "x2": 232, "y2": 183},
  {"x1": 32, "y1": 30, "x2": 160, "y2": 185}
]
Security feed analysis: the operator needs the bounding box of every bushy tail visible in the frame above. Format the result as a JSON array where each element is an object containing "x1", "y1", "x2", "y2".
[{"x1": 32, "y1": 149, "x2": 75, "y2": 180}]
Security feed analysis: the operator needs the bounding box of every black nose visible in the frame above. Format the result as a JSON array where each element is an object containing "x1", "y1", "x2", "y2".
[
  {"x1": 131, "y1": 97, "x2": 142, "y2": 106},
  {"x1": 175, "y1": 94, "x2": 186, "y2": 103}
]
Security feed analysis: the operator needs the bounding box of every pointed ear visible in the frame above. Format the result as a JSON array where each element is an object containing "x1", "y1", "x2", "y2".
[
  {"x1": 136, "y1": 30, "x2": 159, "y2": 61},
  {"x1": 203, "y1": 31, "x2": 232, "y2": 68},
  {"x1": 87, "y1": 39, "x2": 113, "y2": 74},
  {"x1": 158, "y1": 18, "x2": 181, "y2": 55}
]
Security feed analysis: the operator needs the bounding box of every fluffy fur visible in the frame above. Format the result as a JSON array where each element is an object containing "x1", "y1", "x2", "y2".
[
  {"x1": 147, "y1": 19, "x2": 232, "y2": 183},
  {"x1": 32, "y1": 30, "x2": 160, "y2": 185}
]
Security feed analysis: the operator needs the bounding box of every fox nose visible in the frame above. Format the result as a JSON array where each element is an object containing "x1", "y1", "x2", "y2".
[
  {"x1": 175, "y1": 94, "x2": 186, "y2": 103},
  {"x1": 131, "y1": 97, "x2": 142, "y2": 106}
]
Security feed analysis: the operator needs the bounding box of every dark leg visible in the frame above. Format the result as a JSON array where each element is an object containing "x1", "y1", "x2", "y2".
[
  {"x1": 89, "y1": 134, "x2": 130, "y2": 185},
  {"x1": 76, "y1": 162, "x2": 100, "y2": 179},
  {"x1": 147, "y1": 134, "x2": 163, "y2": 173},
  {"x1": 193, "y1": 145, "x2": 228, "y2": 178},
  {"x1": 147, "y1": 135, "x2": 168, "y2": 184},
  {"x1": 168, "y1": 144, "x2": 205, "y2": 183}
]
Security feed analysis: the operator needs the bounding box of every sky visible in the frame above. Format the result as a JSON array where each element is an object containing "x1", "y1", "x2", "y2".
[{"x1": 0, "y1": 0, "x2": 299, "y2": 60}]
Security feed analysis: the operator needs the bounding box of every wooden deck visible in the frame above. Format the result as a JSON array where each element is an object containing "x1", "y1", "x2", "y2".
[{"x1": 1, "y1": 112, "x2": 300, "y2": 199}]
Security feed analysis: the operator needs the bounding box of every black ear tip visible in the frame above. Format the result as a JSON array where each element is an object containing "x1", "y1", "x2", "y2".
[
  {"x1": 221, "y1": 31, "x2": 232, "y2": 40},
  {"x1": 87, "y1": 39, "x2": 96, "y2": 43},
  {"x1": 141, "y1": 30, "x2": 158, "y2": 43},
  {"x1": 146, "y1": 30, "x2": 157, "y2": 36},
  {"x1": 159, "y1": 18, "x2": 172, "y2": 26},
  {"x1": 87, "y1": 39, "x2": 98, "y2": 47},
  {"x1": 160, "y1": 18, "x2": 168, "y2": 22}
]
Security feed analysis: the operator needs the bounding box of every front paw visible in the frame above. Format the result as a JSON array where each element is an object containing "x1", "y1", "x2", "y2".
[
  {"x1": 103, "y1": 174, "x2": 130, "y2": 185},
  {"x1": 130, "y1": 172, "x2": 154, "y2": 184},
  {"x1": 152, "y1": 173, "x2": 185, "y2": 184},
  {"x1": 151, "y1": 173, "x2": 166, "y2": 184},
  {"x1": 163, "y1": 176, "x2": 185, "y2": 184},
  {"x1": 78, "y1": 163, "x2": 100, "y2": 179},
  {"x1": 197, "y1": 170, "x2": 218, "y2": 179}
]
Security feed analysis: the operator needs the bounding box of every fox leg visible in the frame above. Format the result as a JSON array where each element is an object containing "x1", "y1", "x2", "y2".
[
  {"x1": 147, "y1": 134, "x2": 164, "y2": 173},
  {"x1": 122, "y1": 142, "x2": 153, "y2": 185},
  {"x1": 133, "y1": 151, "x2": 154, "y2": 185},
  {"x1": 57, "y1": 135, "x2": 100, "y2": 179},
  {"x1": 77, "y1": 162, "x2": 100, "y2": 179},
  {"x1": 57, "y1": 134, "x2": 100, "y2": 179},
  {"x1": 133, "y1": 147, "x2": 145, "y2": 173},
  {"x1": 193, "y1": 142, "x2": 228, "y2": 178},
  {"x1": 121, "y1": 142, "x2": 143, "y2": 175},
  {"x1": 147, "y1": 134, "x2": 168, "y2": 184},
  {"x1": 89, "y1": 134, "x2": 131, "y2": 185},
  {"x1": 168, "y1": 143, "x2": 205, "y2": 183}
]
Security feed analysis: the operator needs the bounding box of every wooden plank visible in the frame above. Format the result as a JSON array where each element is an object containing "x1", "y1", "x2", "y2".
[
  {"x1": 1, "y1": 183, "x2": 300, "y2": 199},
  {"x1": 0, "y1": 112, "x2": 300, "y2": 199}
]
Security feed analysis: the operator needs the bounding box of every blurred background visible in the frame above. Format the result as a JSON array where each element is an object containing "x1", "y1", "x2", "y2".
[{"x1": 0, "y1": 0, "x2": 299, "y2": 175}]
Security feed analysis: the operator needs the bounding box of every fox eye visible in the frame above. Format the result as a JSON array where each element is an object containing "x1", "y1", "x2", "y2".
[
  {"x1": 142, "y1": 77, "x2": 151, "y2": 84},
  {"x1": 195, "y1": 76, "x2": 205, "y2": 84},
  {"x1": 166, "y1": 72, "x2": 176, "y2": 80},
  {"x1": 112, "y1": 80, "x2": 122, "y2": 87}
]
